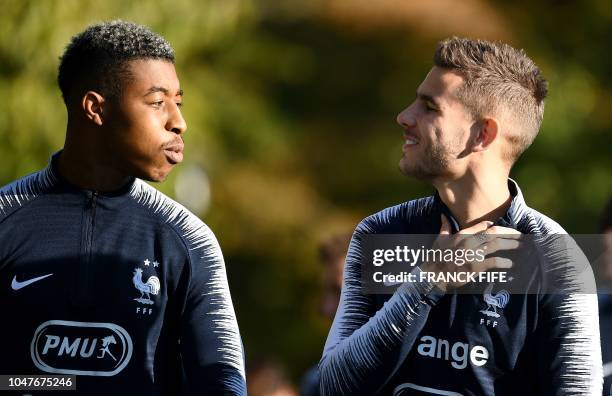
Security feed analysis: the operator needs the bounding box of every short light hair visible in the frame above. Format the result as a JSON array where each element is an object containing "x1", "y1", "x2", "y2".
[
  {"x1": 58, "y1": 20, "x2": 175, "y2": 105},
  {"x1": 434, "y1": 37, "x2": 548, "y2": 163}
]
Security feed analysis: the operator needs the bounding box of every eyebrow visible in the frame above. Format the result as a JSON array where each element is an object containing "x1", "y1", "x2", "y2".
[
  {"x1": 416, "y1": 92, "x2": 440, "y2": 108},
  {"x1": 144, "y1": 86, "x2": 183, "y2": 97}
]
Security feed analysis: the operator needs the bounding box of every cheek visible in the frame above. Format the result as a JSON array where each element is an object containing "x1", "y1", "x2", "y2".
[
  {"x1": 125, "y1": 115, "x2": 166, "y2": 152},
  {"x1": 419, "y1": 112, "x2": 443, "y2": 133},
  {"x1": 453, "y1": 127, "x2": 471, "y2": 147},
  {"x1": 434, "y1": 118, "x2": 468, "y2": 146}
]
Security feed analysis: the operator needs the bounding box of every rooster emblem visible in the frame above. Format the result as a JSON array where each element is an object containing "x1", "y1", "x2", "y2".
[
  {"x1": 133, "y1": 268, "x2": 161, "y2": 305},
  {"x1": 479, "y1": 282, "x2": 510, "y2": 318}
]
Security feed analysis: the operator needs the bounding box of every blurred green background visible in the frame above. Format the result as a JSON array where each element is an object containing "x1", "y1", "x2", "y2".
[{"x1": 1, "y1": 0, "x2": 611, "y2": 388}]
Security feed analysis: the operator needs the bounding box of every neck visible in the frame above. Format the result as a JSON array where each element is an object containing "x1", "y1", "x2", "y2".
[
  {"x1": 58, "y1": 127, "x2": 131, "y2": 192},
  {"x1": 433, "y1": 168, "x2": 511, "y2": 229}
]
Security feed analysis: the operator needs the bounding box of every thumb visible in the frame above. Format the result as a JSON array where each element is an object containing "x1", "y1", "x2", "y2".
[{"x1": 439, "y1": 214, "x2": 452, "y2": 235}]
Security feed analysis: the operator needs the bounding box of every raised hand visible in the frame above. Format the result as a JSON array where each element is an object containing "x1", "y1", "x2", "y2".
[{"x1": 421, "y1": 214, "x2": 522, "y2": 291}]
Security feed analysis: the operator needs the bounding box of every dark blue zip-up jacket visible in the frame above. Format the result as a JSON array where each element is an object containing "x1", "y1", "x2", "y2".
[
  {"x1": 0, "y1": 154, "x2": 246, "y2": 395},
  {"x1": 319, "y1": 180, "x2": 602, "y2": 395}
]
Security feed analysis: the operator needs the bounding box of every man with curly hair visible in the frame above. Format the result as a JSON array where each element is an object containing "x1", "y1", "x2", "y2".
[
  {"x1": 0, "y1": 21, "x2": 246, "y2": 395},
  {"x1": 319, "y1": 37, "x2": 602, "y2": 395}
]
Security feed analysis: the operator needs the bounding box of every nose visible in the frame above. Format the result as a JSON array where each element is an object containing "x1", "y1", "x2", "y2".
[
  {"x1": 396, "y1": 103, "x2": 416, "y2": 129},
  {"x1": 167, "y1": 103, "x2": 187, "y2": 135}
]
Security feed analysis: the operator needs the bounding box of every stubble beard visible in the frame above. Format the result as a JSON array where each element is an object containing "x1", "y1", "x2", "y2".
[{"x1": 399, "y1": 140, "x2": 452, "y2": 182}]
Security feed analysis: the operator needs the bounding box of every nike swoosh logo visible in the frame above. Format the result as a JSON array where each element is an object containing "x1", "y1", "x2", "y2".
[{"x1": 11, "y1": 273, "x2": 54, "y2": 290}]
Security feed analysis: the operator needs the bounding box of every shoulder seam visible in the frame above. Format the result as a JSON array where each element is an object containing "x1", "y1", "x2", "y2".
[
  {"x1": 0, "y1": 171, "x2": 53, "y2": 226},
  {"x1": 127, "y1": 189, "x2": 194, "y2": 258},
  {"x1": 0, "y1": 194, "x2": 45, "y2": 228}
]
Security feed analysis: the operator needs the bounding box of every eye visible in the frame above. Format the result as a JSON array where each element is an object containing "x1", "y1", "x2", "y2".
[
  {"x1": 151, "y1": 100, "x2": 164, "y2": 108},
  {"x1": 425, "y1": 101, "x2": 438, "y2": 112}
]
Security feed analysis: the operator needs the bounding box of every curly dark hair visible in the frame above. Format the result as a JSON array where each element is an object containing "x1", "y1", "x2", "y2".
[{"x1": 57, "y1": 20, "x2": 175, "y2": 105}]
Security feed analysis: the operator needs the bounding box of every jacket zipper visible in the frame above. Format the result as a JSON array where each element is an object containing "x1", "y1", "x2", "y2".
[{"x1": 75, "y1": 191, "x2": 98, "y2": 307}]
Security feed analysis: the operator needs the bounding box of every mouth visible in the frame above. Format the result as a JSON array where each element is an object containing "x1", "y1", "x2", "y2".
[
  {"x1": 402, "y1": 133, "x2": 420, "y2": 150},
  {"x1": 163, "y1": 141, "x2": 184, "y2": 165}
]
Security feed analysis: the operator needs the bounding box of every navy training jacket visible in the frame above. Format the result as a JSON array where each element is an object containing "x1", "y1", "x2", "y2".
[
  {"x1": 319, "y1": 179, "x2": 602, "y2": 395},
  {"x1": 0, "y1": 153, "x2": 246, "y2": 395}
]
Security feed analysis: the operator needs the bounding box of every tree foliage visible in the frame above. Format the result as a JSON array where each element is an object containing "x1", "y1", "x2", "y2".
[{"x1": 1, "y1": 0, "x2": 610, "y2": 380}]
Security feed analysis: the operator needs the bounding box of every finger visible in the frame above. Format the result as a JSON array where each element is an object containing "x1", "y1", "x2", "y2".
[
  {"x1": 485, "y1": 226, "x2": 522, "y2": 236},
  {"x1": 483, "y1": 239, "x2": 522, "y2": 255},
  {"x1": 460, "y1": 232, "x2": 491, "y2": 250},
  {"x1": 477, "y1": 257, "x2": 513, "y2": 270},
  {"x1": 453, "y1": 222, "x2": 493, "y2": 249},
  {"x1": 455, "y1": 221, "x2": 495, "y2": 247},
  {"x1": 461, "y1": 225, "x2": 522, "y2": 249},
  {"x1": 458, "y1": 220, "x2": 494, "y2": 236},
  {"x1": 439, "y1": 214, "x2": 452, "y2": 235}
]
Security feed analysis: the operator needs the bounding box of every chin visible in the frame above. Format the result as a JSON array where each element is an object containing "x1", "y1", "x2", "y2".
[
  {"x1": 150, "y1": 172, "x2": 170, "y2": 183},
  {"x1": 399, "y1": 159, "x2": 439, "y2": 182},
  {"x1": 140, "y1": 167, "x2": 172, "y2": 183},
  {"x1": 399, "y1": 158, "x2": 419, "y2": 177}
]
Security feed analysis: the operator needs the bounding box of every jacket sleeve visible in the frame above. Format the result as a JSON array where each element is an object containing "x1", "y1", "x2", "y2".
[
  {"x1": 534, "y1": 234, "x2": 602, "y2": 395},
  {"x1": 179, "y1": 225, "x2": 246, "y2": 395},
  {"x1": 319, "y1": 217, "x2": 444, "y2": 395}
]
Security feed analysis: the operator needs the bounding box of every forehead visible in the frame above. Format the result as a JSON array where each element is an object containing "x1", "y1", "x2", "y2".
[
  {"x1": 418, "y1": 66, "x2": 464, "y2": 105},
  {"x1": 123, "y1": 59, "x2": 180, "y2": 93}
]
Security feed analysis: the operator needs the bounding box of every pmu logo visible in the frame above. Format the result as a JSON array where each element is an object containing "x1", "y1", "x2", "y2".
[{"x1": 30, "y1": 320, "x2": 133, "y2": 376}]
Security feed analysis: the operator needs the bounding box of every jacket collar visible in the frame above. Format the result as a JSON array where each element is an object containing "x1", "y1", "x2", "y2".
[
  {"x1": 433, "y1": 178, "x2": 527, "y2": 232},
  {"x1": 47, "y1": 150, "x2": 136, "y2": 197}
]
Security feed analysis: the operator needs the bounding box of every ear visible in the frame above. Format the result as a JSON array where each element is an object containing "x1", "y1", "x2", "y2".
[
  {"x1": 81, "y1": 91, "x2": 106, "y2": 126},
  {"x1": 472, "y1": 117, "x2": 499, "y2": 152}
]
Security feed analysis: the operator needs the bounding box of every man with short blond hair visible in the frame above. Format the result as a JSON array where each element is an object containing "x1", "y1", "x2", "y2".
[
  {"x1": 319, "y1": 37, "x2": 601, "y2": 395},
  {"x1": 433, "y1": 37, "x2": 547, "y2": 163}
]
